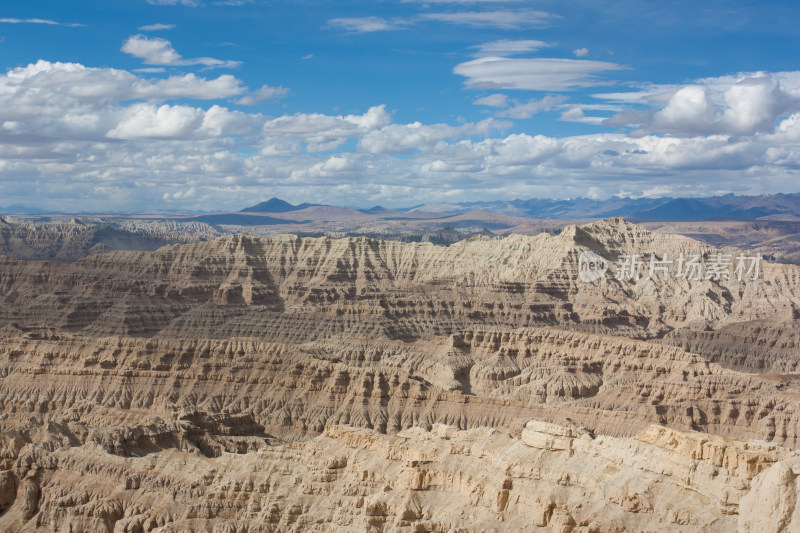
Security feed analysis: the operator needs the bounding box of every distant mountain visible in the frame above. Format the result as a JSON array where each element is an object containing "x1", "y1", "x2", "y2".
[
  {"x1": 426, "y1": 192, "x2": 800, "y2": 221},
  {"x1": 359, "y1": 205, "x2": 397, "y2": 215},
  {"x1": 418, "y1": 197, "x2": 668, "y2": 219},
  {"x1": 629, "y1": 198, "x2": 722, "y2": 221},
  {"x1": 0, "y1": 204, "x2": 58, "y2": 215},
  {"x1": 6, "y1": 192, "x2": 800, "y2": 223},
  {"x1": 240, "y1": 198, "x2": 319, "y2": 213},
  {"x1": 629, "y1": 193, "x2": 800, "y2": 221}
]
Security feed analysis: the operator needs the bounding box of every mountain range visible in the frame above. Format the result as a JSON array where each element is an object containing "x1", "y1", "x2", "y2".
[
  {"x1": 240, "y1": 192, "x2": 800, "y2": 221},
  {"x1": 3, "y1": 192, "x2": 799, "y2": 221}
]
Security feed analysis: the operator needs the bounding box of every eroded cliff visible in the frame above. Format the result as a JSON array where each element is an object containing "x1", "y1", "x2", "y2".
[{"x1": 0, "y1": 218, "x2": 797, "y2": 531}]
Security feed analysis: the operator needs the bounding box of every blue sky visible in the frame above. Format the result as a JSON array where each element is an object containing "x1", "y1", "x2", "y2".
[{"x1": 0, "y1": 0, "x2": 799, "y2": 212}]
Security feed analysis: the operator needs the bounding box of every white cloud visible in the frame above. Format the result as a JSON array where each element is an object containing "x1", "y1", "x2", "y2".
[
  {"x1": 260, "y1": 105, "x2": 393, "y2": 153},
  {"x1": 454, "y1": 57, "x2": 627, "y2": 91},
  {"x1": 0, "y1": 18, "x2": 84, "y2": 27},
  {"x1": 720, "y1": 75, "x2": 796, "y2": 134},
  {"x1": 0, "y1": 60, "x2": 261, "y2": 148},
  {"x1": 573, "y1": 48, "x2": 589, "y2": 57},
  {"x1": 138, "y1": 23, "x2": 176, "y2": 31},
  {"x1": 107, "y1": 103, "x2": 254, "y2": 139},
  {"x1": 402, "y1": 0, "x2": 523, "y2": 2},
  {"x1": 474, "y1": 94, "x2": 508, "y2": 108},
  {"x1": 121, "y1": 35, "x2": 241, "y2": 68},
  {"x1": 107, "y1": 103, "x2": 204, "y2": 139},
  {"x1": 122, "y1": 35, "x2": 181, "y2": 64},
  {"x1": 650, "y1": 85, "x2": 715, "y2": 133},
  {"x1": 147, "y1": 0, "x2": 202, "y2": 6},
  {"x1": 495, "y1": 95, "x2": 568, "y2": 119},
  {"x1": 419, "y1": 10, "x2": 555, "y2": 29},
  {"x1": 326, "y1": 17, "x2": 405, "y2": 33},
  {"x1": 146, "y1": 0, "x2": 253, "y2": 6},
  {"x1": 327, "y1": 10, "x2": 556, "y2": 33},
  {"x1": 471, "y1": 39, "x2": 552, "y2": 57},
  {"x1": 289, "y1": 154, "x2": 365, "y2": 181},
  {"x1": 235, "y1": 84, "x2": 289, "y2": 105},
  {"x1": 357, "y1": 118, "x2": 509, "y2": 154},
  {"x1": 1, "y1": 61, "x2": 246, "y2": 106},
  {"x1": 558, "y1": 105, "x2": 608, "y2": 125},
  {"x1": 0, "y1": 59, "x2": 799, "y2": 212},
  {"x1": 769, "y1": 113, "x2": 800, "y2": 143},
  {"x1": 152, "y1": 73, "x2": 247, "y2": 99},
  {"x1": 599, "y1": 72, "x2": 800, "y2": 136}
]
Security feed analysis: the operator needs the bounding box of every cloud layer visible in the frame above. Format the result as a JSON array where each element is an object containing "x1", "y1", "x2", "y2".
[{"x1": 0, "y1": 58, "x2": 799, "y2": 211}]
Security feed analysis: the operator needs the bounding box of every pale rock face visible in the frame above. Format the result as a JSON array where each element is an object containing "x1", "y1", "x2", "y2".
[
  {"x1": 0, "y1": 421, "x2": 792, "y2": 532},
  {"x1": 739, "y1": 456, "x2": 800, "y2": 533},
  {"x1": 0, "y1": 218, "x2": 796, "y2": 531},
  {"x1": 0, "y1": 216, "x2": 222, "y2": 262}
]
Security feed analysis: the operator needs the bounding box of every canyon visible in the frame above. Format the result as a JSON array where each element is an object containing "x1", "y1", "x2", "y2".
[{"x1": 0, "y1": 218, "x2": 798, "y2": 531}]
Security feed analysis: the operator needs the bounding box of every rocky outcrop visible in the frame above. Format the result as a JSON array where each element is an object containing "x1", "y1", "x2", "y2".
[
  {"x1": 0, "y1": 216, "x2": 221, "y2": 262},
  {"x1": 739, "y1": 455, "x2": 800, "y2": 532},
  {"x1": 0, "y1": 421, "x2": 792, "y2": 532}
]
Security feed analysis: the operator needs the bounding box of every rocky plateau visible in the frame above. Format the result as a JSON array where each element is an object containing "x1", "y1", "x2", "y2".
[{"x1": 0, "y1": 218, "x2": 798, "y2": 531}]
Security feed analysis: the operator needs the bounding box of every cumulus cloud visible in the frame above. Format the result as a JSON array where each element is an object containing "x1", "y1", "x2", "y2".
[
  {"x1": 573, "y1": 48, "x2": 589, "y2": 57},
  {"x1": 121, "y1": 35, "x2": 241, "y2": 68},
  {"x1": 107, "y1": 103, "x2": 205, "y2": 139},
  {"x1": 358, "y1": 118, "x2": 509, "y2": 154},
  {"x1": 1, "y1": 61, "x2": 246, "y2": 107},
  {"x1": 769, "y1": 113, "x2": 800, "y2": 143},
  {"x1": 261, "y1": 105, "x2": 393, "y2": 152},
  {"x1": 599, "y1": 72, "x2": 800, "y2": 136},
  {"x1": 454, "y1": 57, "x2": 627, "y2": 91},
  {"x1": 0, "y1": 61, "x2": 264, "y2": 149},
  {"x1": 1, "y1": 58, "x2": 799, "y2": 212},
  {"x1": 650, "y1": 85, "x2": 716, "y2": 133},
  {"x1": 104, "y1": 103, "x2": 254, "y2": 140}
]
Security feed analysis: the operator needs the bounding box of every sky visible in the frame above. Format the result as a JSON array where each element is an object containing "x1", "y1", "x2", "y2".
[{"x1": 0, "y1": 0, "x2": 799, "y2": 212}]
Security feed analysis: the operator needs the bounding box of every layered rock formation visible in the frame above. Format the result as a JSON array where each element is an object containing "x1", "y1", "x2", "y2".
[
  {"x1": 0, "y1": 218, "x2": 798, "y2": 531},
  {"x1": 0, "y1": 216, "x2": 221, "y2": 262},
  {"x1": 0, "y1": 420, "x2": 796, "y2": 532}
]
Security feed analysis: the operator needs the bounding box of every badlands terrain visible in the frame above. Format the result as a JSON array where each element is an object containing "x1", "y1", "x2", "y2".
[{"x1": 0, "y1": 217, "x2": 798, "y2": 531}]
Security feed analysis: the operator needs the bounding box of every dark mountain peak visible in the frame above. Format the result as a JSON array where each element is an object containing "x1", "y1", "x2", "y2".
[
  {"x1": 240, "y1": 198, "x2": 320, "y2": 213},
  {"x1": 360, "y1": 205, "x2": 396, "y2": 215}
]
